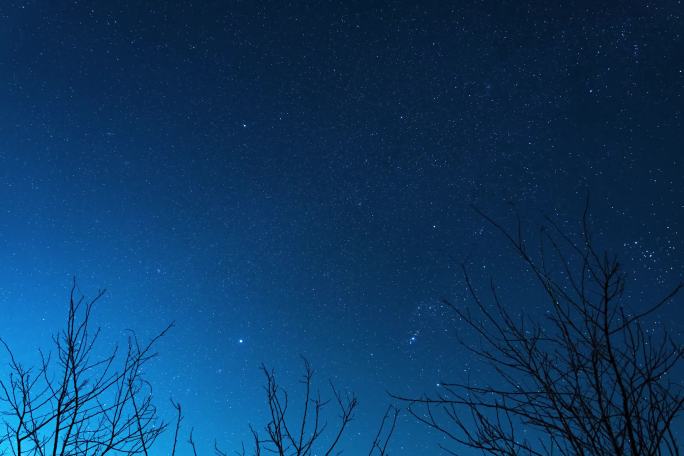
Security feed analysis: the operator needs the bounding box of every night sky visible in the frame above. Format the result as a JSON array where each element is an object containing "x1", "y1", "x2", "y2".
[{"x1": 1, "y1": 1, "x2": 683, "y2": 454}]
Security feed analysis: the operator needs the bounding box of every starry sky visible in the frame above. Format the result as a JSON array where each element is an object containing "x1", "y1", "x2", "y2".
[{"x1": 0, "y1": 1, "x2": 682, "y2": 454}]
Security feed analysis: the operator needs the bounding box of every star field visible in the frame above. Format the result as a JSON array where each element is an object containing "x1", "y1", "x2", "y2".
[{"x1": 0, "y1": 1, "x2": 682, "y2": 454}]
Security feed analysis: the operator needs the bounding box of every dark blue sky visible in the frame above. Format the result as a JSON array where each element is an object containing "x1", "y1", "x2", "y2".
[{"x1": 0, "y1": 1, "x2": 682, "y2": 453}]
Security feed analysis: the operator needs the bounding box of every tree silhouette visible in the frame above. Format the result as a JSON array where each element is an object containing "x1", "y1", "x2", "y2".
[
  {"x1": 395, "y1": 203, "x2": 683, "y2": 455},
  {"x1": 209, "y1": 358, "x2": 399, "y2": 456},
  {"x1": 0, "y1": 280, "x2": 172, "y2": 456}
]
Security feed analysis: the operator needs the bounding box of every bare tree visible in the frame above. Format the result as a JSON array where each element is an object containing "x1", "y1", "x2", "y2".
[
  {"x1": 170, "y1": 399, "x2": 183, "y2": 456},
  {"x1": 395, "y1": 203, "x2": 683, "y2": 455},
  {"x1": 233, "y1": 358, "x2": 356, "y2": 456},
  {"x1": 210, "y1": 358, "x2": 398, "y2": 456},
  {"x1": 0, "y1": 279, "x2": 172, "y2": 456},
  {"x1": 368, "y1": 405, "x2": 400, "y2": 456}
]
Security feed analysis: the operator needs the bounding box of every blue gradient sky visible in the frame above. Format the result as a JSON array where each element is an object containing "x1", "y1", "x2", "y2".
[{"x1": 0, "y1": 1, "x2": 682, "y2": 453}]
